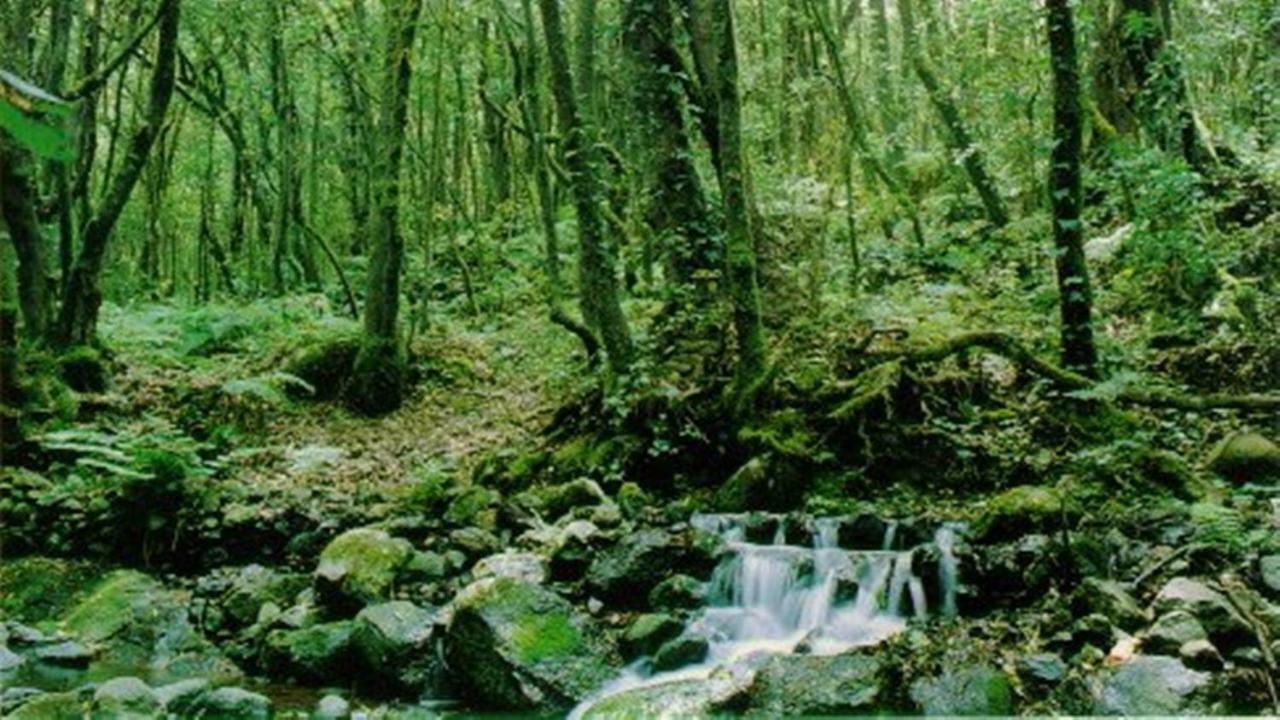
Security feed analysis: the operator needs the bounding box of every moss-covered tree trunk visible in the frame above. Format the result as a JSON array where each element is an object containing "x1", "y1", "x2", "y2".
[
  {"x1": 538, "y1": 0, "x2": 634, "y2": 376},
  {"x1": 623, "y1": 0, "x2": 717, "y2": 299},
  {"x1": 1045, "y1": 0, "x2": 1098, "y2": 376},
  {"x1": 348, "y1": 0, "x2": 424, "y2": 416},
  {"x1": 0, "y1": 143, "x2": 51, "y2": 341},
  {"x1": 56, "y1": 0, "x2": 181, "y2": 349},
  {"x1": 710, "y1": 0, "x2": 768, "y2": 406}
]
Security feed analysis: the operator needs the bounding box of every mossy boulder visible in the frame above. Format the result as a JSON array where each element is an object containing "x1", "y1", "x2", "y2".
[
  {"x1": 651, "y1": 635, "x2": 709, "y2": 671},
  {"x1": 587, "y1": 528, "x2": 724, "y2": 608},
  {"x1": 910, "y1": 664, "x2": 1013, "y2": 716},
  {"x1": 1071, "y1": 578, "x2": 1149, "y2": 633},
  {"x1": 649, "y1": 574, "x2": 706, "y2": 611},
  {"x1": 621, "y1": 614, "x2": 685, "y2": 659},
  {"x1": 314, "y1": 528, "x2": 414, "y2": 613},
  {"x1": 973, "y1": 485, "x2": 1071, "y2": 543},
  {"x1": 0, "y1": 556, "x2": 103, "y2": 624},
  {"x1": 1207, "y1": 432, "x2": 1280, "y2": 484},
  {"x1": 351, "y1": 601, "x2": 442, "y2": 696},
  {"x1": 540, "y1": 478, "x2": 609, "y2": 519},
  {"x1": 445, "y1": 486, "x2": 501, "y2": 529},
  {"x1": 1094, "y1": 656, "x2": 1211, "y2": 715},
  {"x1": 263, "y1": 620, "x2": 355, "y2": 683},
  {"x1": 285, "y1": 334, "x2": 360, "y2": 400},
  {"x1": 1152, "y1": 577, "x2": 1253, "y2": 652},
  {"x1": 579, "y1": 668, "x2": 753, "y2": 718},
  {"x1": 58, "y1": 345, "x2": 108, "y2": 393},
  {"x1": 743, "y1": 653, "x2": 885, "y2": 715},
  {"x1": 713, "y1": 454, "x2": 809, "y2": 512},
  {"x1": 92, "y1": 677, "x2": 160, "y2": 718},
  {"x1": 190, "y1": 687, "x2": 271, "y2": 719},
  {"x1": 221, "y1": 564, "x2": 309, "y2": 630},
  {"x1": 7, "y1": 691, "x2": 86, "y2": 720},
  {"x1": 444, "y1": 577, "x2": 621, "y2": 710},
  {"x1": 59, "y1": 570, "x2": 227, "y2": 677}
]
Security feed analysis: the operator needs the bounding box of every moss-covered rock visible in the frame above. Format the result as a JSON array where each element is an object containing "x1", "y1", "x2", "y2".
[
  {"x1": 92, "y1": 676, "x2": 160, "y2": 718},
  {"x1": 1071, "y1": 578, "x2": 1149, "y2": 633},
  {"x1": 1093, "y1": 656, "x2": 1212, "y2": 715},
  {"x1": 910, "y1": 664, "x2": 1013, "y2": 716},
  {"x1": 263, "y1": 620, "x2": 355, "y2": 683},
  {"x1": 620, "y1": 614, "x2": 684, "y2": 659},
  {"x1": 0, "y1": 556, "x2": 103, "y2": 624},
  {"x1": 714, "y1": 454, "x2": 809, "y2": 512},
  {"x1": 351, "y1": 601, "x2": 442, "y2": 696},
  {"x1": 579, "y1": 667, "x2": 753, "y2": 718},
  {"x1": 444, "y1": 577, "x2": 621, "y2": 710},
  {"x1": 58, "y1": 345, "x2": 108, "y2": 393},
  {"x1": 221, "y1": 564, "x2": 309, "y2": 631},
  {"x1": 59, "y1": 569, "x2": 227, "y2": 679},
  {"x1": 444, "y1": 486, "x2": 501, "y2": 529},
  {"x1": 286, "y1": 335, "x2": 360, "y2": 400},
  {"x1": 1207, "y1": 432, "x2": 1280, "y2": 484},
  {"x1": 743, "y1": 653, "x2": 885, "y2": 715},
  {"x1": 7, "y1": 691, "x2": 87, "y2": 720},
  {"x1": 587, "y1": 528, "x2": 723, "y2": 608},
  {"x1": 648, "y1": 574, "x2": 706, "y2": 611},
  {"x1": 539, "y1": 478, "x2": 609, "y2": 519},
  {"x1": 651, "y1": 635, "x2": 708, "y2": 671},
  {"x1": 973, "y1": 485, "x2": 1072, "y2": 543},
  {"x1": 190, "y1": 687, "x2": 271, "y2": 719},
  {"x1": 314, "y1": 528, "x2": 414, "y2": 613}
]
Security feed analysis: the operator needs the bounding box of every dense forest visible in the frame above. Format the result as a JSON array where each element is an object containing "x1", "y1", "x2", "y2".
[{"x1": 1, "y1": 0, "x2": 1278, "y2": 716}]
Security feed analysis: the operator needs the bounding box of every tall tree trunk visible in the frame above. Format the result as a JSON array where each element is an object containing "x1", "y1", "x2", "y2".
[
  {"x1": 538, "y1": 0, "x2": 634, "y2": 376},
  {"x1": 0, "y1": 144, "x2": 51, "y2": 340},
  {"x1": 623, "y1": 0, "x2": 717, "y2": 298},
  {"x1": 710, "y1": 0, "x2": 768, "y2": 408},
  {"x1": 348, "y1": 0, "x2": 424, "y2": 415},
  {"x1": 57, "y1": 0, "x2": 181, "y2": 348},
  {"x1": 1046, "y1": 0, "x2": 1098, "y2": 376}
]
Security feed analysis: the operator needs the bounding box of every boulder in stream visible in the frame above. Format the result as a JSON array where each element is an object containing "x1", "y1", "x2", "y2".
[
  {"x1": 262, "y1": 620, "x2": 355, "y2": 683},
  {"x1": 92, "y1": 676, "x2": 160, "y2": 718},
  {"x1": 444, "y1": 577, "x2": 621, "y2": 710},
  {"x1": 351, "y1": 600, "x2": 443, "y2": 696},
  {"x1": 314, "y1": 528, "x2": 414, "y2": 613},
  {"x1": 742, "y1": 652, "x2": 885, "y2": 715},
  {"x1": 972, "y1": 485, "x2": 1071, "y2": 543},
  {"x1": 910, "y1": 664, "x2": 1014, "y2": 716},
  {"x1": 586, "y1": 528, "x2": 723, "y2": 607}
]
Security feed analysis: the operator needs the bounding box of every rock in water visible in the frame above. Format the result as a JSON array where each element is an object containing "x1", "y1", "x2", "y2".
[
  {"x1": 651, "y1": 635, "x2": 709, "y2": 672},
  {"x1": 586, "y1": 528, "x2": 722, "y2": 608},
  {"x1": 744, "y1": 653, "x2": 884, "y2": 715},
  {"x1": 910, "y1": 664, "x2": 1013, "y2": 716},
  {"x1": 1095, "y1": 656, "x2": 1210, "y2": 715},
  {"x1": 351, "y1": 601, "x2": 442, "y2": 696},
  {"x1": 444, "y1": 577, "x2": 621, "y2": 710},
  {"x1": 221, "y1": 564, "x2": 308, "y2": 630},
  {"x1": 92, "y1": 677, "x2": 160, "y2": 719},
  {"x1": 262, "y1": 621, "x2": 355, "y2": 682},
  {"x1": 1207, "y1": 432, "x2": 1280, "y2": 483},
  {"x1": 314, "y1": 528, "x2": 414, "y2": 613},
  {"x1": 620, "y1": 614, "x2": 684, "y2": 659}
]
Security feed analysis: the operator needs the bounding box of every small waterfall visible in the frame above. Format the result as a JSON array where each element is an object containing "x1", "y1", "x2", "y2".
[{"x1": 572, "y1": 514, "x2": 961, "y2": 716}]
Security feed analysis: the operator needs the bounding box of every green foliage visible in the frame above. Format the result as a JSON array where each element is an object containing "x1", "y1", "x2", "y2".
[
  {"x1": 1, "y1": 420, "x2": 224, "y2": 564},
  {"x1": 345, "y1": 337, "x2": 407, "y2": 416},
  {"x1": 58, "y1": 345, "x2": 108, "y2": 393},
  {"x1": 1188, "y1": 501, "x2": 1260, "y2": 556}
]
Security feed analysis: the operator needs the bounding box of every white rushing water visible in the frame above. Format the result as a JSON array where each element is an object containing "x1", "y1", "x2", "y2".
[{"x1": 571, "y1": 514, "x2": 962, "y2": 717}]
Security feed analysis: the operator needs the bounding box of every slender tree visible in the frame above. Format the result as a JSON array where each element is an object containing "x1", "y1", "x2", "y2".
[
  {"x1": 57, "y1": 0, "x2": 182, "y2": 348},
  {"x1": 537, "y1": 0, "x2": 634, "y2": 376},
  {"x1": 1045, "y1": 0, "x2": 1098, "y2": 375},
  {"x1": 710, "y1": 0, "x2": 768, "y2": 406},
  {"x1": 348, "y1": 0, "x2": 425, "y2": 415}
]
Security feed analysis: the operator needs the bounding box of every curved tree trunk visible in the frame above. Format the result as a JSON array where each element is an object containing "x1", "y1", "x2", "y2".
[
  {"x1": 538, "y1": 0, "x2": 634, "y2": 376},
  {"x1": 56, "y1": 0, "x2": 181, "y2": 349}
]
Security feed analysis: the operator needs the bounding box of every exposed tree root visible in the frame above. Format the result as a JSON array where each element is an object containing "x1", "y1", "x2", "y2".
[{"x1": 845, "y1": 330, "x2": 1280, "y2": 413}]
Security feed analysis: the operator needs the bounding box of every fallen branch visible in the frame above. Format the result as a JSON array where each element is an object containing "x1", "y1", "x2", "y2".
[{"x1": 847, "y1": 330, "x2": 1280, "y2": 412}]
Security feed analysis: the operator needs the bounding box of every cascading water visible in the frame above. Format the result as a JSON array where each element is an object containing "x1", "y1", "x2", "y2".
[{"x1": 572, "y1": 514, "x2": 963, "y2": 716}]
